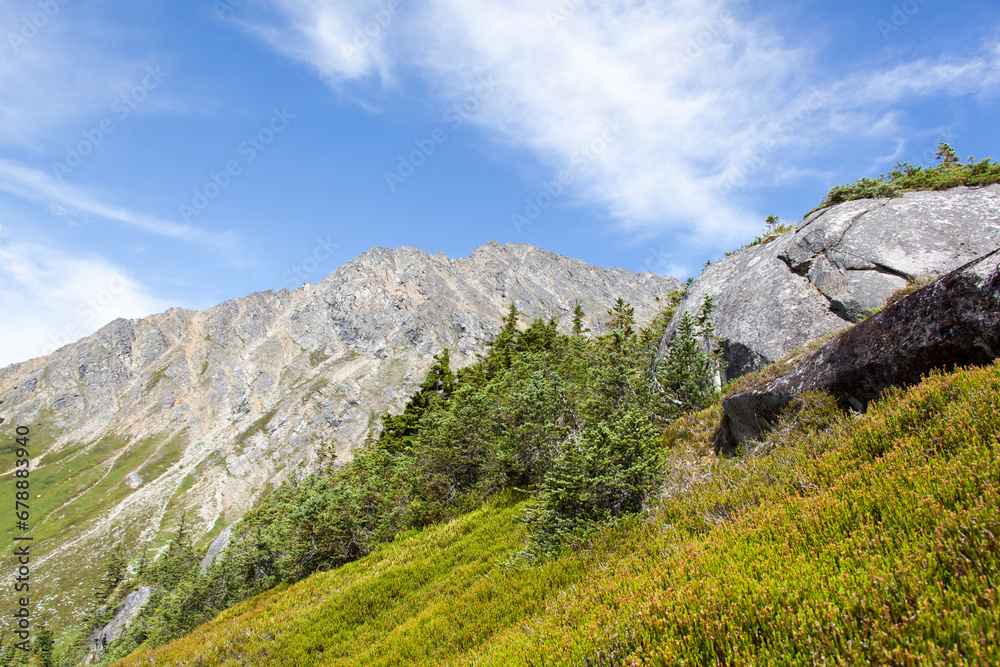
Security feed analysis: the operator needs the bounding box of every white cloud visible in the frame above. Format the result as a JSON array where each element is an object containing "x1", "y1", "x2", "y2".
[
  {"x1": 0, "y1": 227, "x2": 174, "y2": 367},
  {"x1": 846, "y1": 51, "x2": 1000, "y2": 105},
  {"x1": 0, "y1": 158, "x2": 245, "y2": 260},
  {"x1": 226, "y1": 1, "x2": 1000, "y2": 277},
  {"x1": 243, "y1": 0, "x2": 399, "y2": 86}
]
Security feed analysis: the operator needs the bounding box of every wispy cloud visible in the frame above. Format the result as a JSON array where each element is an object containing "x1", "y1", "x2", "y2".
[
  {"x1": 0, "y1": 2, "x2": 146, "y2": 148},
  {"x1": 0, "y1": 227, "x2": 175, "y2": 367},
  {"x1": 242, "y1": 0, "x2": 400, "y2": 86},
  {"x1": 844, "y1": 48, "x2": 1000, "y2": 105},
  {"x1": 0, "y1": 158, "x2": 246, "y2": 260},
  {"x1": 252, "y1": 0, "x2": 1000, "y2": 266}
]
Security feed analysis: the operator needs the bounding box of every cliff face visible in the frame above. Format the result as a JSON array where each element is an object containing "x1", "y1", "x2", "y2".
[
  {"x1": 661, "y1": 185, "x2": 1000, "y2": 381},
  {"x1": 0, "y1": 241, "x2": 678, "y2": 628}
]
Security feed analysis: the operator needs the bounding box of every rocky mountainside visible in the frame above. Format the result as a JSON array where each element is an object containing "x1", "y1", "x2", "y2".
[
  {"x1": 0, "y1": 241, "x2": 678, "y2": 629},
  {"x1": 662, "y1": 185, "x2": 1000, "y2": 380}
]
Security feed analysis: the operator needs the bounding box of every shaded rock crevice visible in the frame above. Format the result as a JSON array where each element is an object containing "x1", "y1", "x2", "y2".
[
  {"x1": 718, "y1": 247, "x2": 1000, "y2": 449},
  {"x1": 791, "y1": 249, "x2": 913, "y2": 323}
]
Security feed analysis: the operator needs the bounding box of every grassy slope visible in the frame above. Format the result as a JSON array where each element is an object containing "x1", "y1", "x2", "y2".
[
  {"x1": 0, "y1": 426, "x2": 188, "y2": 632},
  {"x1": 114, "y1": 495, "x2": 592, "y2": 666},
  {"x1": 115, "y1": 361, "x2": 1000, "y2": 666}
]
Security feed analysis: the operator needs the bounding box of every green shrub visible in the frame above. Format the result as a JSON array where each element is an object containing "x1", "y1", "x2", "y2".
[{"x1": 813, "y1": 143, "x2": 1000, "y2": 212}]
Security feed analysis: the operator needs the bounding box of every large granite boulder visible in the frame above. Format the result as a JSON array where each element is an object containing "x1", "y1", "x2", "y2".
[
  {"x1": 660, "y1": 185, "x2": 1000, "y2": 381},
  {"x1": 718, "y1": 247, "x2": 1000, "y2": 447}
]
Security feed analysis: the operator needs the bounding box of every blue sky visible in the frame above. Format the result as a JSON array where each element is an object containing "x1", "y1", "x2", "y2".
[{"x1": 0, "y1": 0, "x2": 998, "y2": 366}]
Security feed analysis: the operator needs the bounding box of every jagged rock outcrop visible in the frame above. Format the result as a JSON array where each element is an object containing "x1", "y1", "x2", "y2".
[
  {"x1": 718, "y1": 248, "x2": 1000, "y2": 446},
  {"x1": 661, "y1": 185, "x2": 1000, "y2": 380},
  {"x1": 0, "y1": 241, "x2": 678, "y2": 630},
  {"x1": 200, "y1": 524, "x2": 234, "y2": 574},
  {"x1": 90, "y1": 586, "x2": 154, "y2": 655}
]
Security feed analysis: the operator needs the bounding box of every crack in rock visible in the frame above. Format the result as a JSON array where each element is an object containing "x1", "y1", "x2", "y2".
[{"x1": 780, "y1": 200, "x2": 910, "y2": 322}]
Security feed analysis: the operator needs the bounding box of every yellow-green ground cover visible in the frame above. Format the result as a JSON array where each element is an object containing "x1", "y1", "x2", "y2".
[{"x1": 115, "y1": 361, "x2": 1000, "y2": 666}]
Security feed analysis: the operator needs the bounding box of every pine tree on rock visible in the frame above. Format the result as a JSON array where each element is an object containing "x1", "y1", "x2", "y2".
[{"x1": 935, "y1": 142, "x2": 960, "y2": 167}]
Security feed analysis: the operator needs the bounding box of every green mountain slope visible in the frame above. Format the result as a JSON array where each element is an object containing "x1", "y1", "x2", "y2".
[
  {"x1": 112, "y1": 359, "x2": 1000, "y2": 666},
  {"x1": 112, "y1": 496, "x2": 590, "y2": 666}
]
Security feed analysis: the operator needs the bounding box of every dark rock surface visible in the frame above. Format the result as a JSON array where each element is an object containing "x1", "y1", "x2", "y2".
[{"x1": 719, "y1": 248, "x2": 1000, "y2": 447}]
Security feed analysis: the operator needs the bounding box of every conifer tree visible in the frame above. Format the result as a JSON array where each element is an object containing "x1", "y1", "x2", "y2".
[
  {"x1": 31, "y1": 621, "x2": 54, "y2": 667},
  {"x1": 935, "y1": 142, "x2": 960, "y2": 167},
  {"x1": 605, "y1": 298, "x2": 635, "y2": 337},
  {"x1": 94, "y1": 545, "x2": 127, "y2": 603},
  {"x1": 517, "y1": 317, "x2": 560, "y2": 353},
  {"x1": 156, "y1": 514, "x2": 199, "y2": 589},
  {"x1": 571, "y1": 300, "x2": 589, "y2": 335},
  {"x1": 379, "y1": 350, "x2": 454, "y2": 452},
  {"x1": 486, "y1": 303, "x2": 521, "y2": 373},
  {"x1": 660, "y1": 295, "x2": 722, "y2": 412}
]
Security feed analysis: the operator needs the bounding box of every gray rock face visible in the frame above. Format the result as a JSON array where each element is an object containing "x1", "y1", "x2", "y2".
[
  {"x1": 660, "y1": 186, "x2": 1000, "y2": 381},
  {"x1": 0, "y1": 241, "x2": 678, "y2": 628},
  {"x1": 719, "y1": 247, "x2": 1000, "y2": 446},
  {"x1": 200, "y1": 524, "x2": 234, "y2": 574},
  {"x1": 91, "y1": 586, "x2": 154, "y2": 652}
]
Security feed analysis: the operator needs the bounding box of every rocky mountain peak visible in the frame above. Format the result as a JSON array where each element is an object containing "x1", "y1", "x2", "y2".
[{"x1": 0, "y1": 241, "x2": 678, "y2": 630}]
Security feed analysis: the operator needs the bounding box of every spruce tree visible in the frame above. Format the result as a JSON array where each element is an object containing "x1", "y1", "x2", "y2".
[
  {"x1": 571, "y1": 300, "x2": 589, "y2": 335},
  {"x1": 31, "y1": 621, "x2": 54, "y2": 667},
  {"x1": 486, "y1": 303, "x2": 521, "y2": 373},
  {"x1": 94, "y1": 545, "x2": 127, "y2": 603},
  {"x1": 156, "y1": 514, "x2": 198, "y2": 589},
  {"x1": 379, "y1": 350, "x2": 454, "y2": 453},
  {"x1": 605, "y1": 298, "x2": 635, "y2": 337},
  {"x1": 660, "y1": 295, "x2": 721, "y2": 413}
]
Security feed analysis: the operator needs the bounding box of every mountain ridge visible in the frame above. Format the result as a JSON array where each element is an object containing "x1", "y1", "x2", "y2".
[{"x1": 0, "y1": 241, "x2": 679, "y2": 632}]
